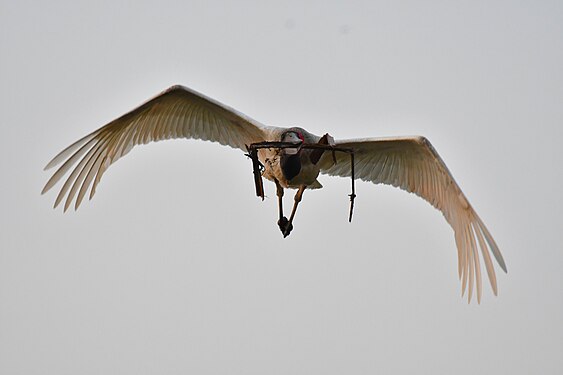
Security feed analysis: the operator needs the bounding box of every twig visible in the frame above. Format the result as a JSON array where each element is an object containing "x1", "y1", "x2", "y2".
[
  {"x1": 247, "y1": 141, "x2": 357, "y2": 221},
  {"x1": 245, "y1": 146, "x2": 264, "y2": 200},
  {"x1": 349, "y1": 152, "x2": 356, "y2": 222}
]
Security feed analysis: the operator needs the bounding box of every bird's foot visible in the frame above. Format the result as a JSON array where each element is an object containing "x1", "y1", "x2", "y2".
[{"x1": 277, "y1": 217, "x2": 293, "y2": 238}]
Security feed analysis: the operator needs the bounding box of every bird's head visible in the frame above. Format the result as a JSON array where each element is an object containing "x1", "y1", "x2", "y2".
[{"x1": 281, "y1": 130, "x2": 304, "y2": 155}]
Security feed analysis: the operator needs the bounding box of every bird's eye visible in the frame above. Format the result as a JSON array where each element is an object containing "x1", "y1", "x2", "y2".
[{"x1": 296, "y1": 132, "x2": 304, "y2": 142}]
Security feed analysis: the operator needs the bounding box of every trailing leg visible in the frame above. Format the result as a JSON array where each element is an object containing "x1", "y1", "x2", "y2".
[
  {"x1": 275, "y1": 179, "x2": 291, "y2": 234},
  {"x1": 283, "y1": 185, "x2": 306, "y2": 238}
]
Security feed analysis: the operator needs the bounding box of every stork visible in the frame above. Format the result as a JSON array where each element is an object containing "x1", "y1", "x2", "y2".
[{"x1": 42, "y1": 85, "x2": 507, "y2": 302}]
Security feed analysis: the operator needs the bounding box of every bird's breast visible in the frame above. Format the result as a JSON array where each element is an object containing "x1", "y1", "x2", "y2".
[{"x1": 259, "y1": 149, "x2": 320, "y2": 189}]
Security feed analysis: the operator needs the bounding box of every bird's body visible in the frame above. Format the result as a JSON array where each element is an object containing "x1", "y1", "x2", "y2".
[
  {"x1": 259, "y1": 127, "x2": 324, "y2": 189},
  {"x1": 42, "y1": 85, "x2": 507, "y2": 303}
]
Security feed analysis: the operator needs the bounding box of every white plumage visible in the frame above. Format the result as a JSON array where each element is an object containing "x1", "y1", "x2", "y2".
[{"x1": 42, "y1": 85, "x2": 507, "y2": 303}]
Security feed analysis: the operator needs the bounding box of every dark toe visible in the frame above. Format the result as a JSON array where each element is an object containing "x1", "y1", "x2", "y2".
[
  {"x1": 278, "y1": 217, "x2": 288, "y2": 230},
  {"x1": 282, "y1": 222, "x2": 294, "y2": 238},
  {"x1": 277, "y1": 217, "x2": 293, "y2": 237}
]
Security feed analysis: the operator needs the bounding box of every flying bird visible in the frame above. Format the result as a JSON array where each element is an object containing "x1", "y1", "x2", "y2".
[{"x1": 42, "y1": 85, "x2": 507, "y2": 303}]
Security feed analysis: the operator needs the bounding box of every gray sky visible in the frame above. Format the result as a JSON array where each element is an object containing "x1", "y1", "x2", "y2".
[{"x1": 2, "y1": 0, "x2": 562, "y2": 374}]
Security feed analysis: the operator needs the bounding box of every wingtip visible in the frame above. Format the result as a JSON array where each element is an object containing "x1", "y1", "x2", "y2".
[
  {"x1": 74, "y1": 196, "x2": 85, "y2": 211},
  {"x1": 492, "y1": 246, "x2": 508, "y2": 273},
  {"x1": 474, "y1": 214, "x2": 508, "y2": 273},
  {"x1": 63, "y1": 198, "x2": 72, "y2": 213},
  {"x1": 43, "y1": 156, "x2": 60, "y2": 171},
  {"x1": 41, "y1": 176, "x2": 57, "y2": 195}
]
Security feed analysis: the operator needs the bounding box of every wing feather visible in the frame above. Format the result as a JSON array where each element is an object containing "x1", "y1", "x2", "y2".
[
  {"x1": 42, "y1": 137, "x2": 98, "y2": 195},
  {"x1": 43, "y1": 85, "x2": 269, "y2": 209},
  {"x1": 319, "y1": 136, "x2": 507, "y2": 302}
]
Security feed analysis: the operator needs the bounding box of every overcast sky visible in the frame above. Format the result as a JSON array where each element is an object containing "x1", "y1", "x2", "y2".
[{"x1": 2, "y1": 1, "x2": 562, "y2": 374}]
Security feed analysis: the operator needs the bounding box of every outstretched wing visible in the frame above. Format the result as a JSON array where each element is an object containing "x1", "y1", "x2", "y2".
[
  {"x1": 42, "y1": 85, "x2": 269, "y2": 211},
  {"x1": 319, "y1": 136, "x2": 507, "y2": 303}
]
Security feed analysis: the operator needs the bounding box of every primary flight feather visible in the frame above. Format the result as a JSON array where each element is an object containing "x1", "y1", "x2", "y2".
[{"x1": 43, "y1": 85, "x2": 507, "y2": 303}]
